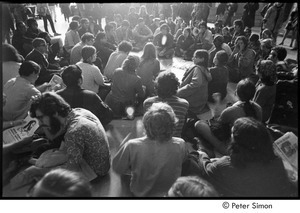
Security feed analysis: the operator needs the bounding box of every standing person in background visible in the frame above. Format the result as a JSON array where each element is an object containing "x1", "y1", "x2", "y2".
[
  {"x1": 60, "y1": 3, "x2": 71, "y2": 23},
  {"x1": 224, "y1": 3, "x2": 238, "y2": 27},
  {"x1": 136, "y1": 42, "x2": 160, "y2": 98},
  {"x1": 2, "y1": 3, "x2": 15, "y2": 44},
  {"x1": 242, "y1": 3, "x2": 259, "y2": 29},
  {"x1": 279, "y1": 8, "x2": 298, "y2": 48},
  {"x1": 263, "y1": 3, "x2": 286, "y2": 44},
  {"x1": 36, "y1": 3, "x2": 60, "y2": 36},
  {"x1": 48, "y1": 3, "x2": 57, "y2": 22},
  {"x1": 215, "y1": 3, "x2": 227, "y2": 22}
]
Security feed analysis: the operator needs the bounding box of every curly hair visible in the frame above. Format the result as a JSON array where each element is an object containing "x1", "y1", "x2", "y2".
[
  {"x1": 155, "y1": 71, "x2": 180, "y2": 98},
  {"x1": 256, "y1": 60, "x2": 277, "y2": 86},
  {"x1": 228, "y1": 117, "x2": 276, "y2": 168},
  {"x1": 30, "y1": 92, "x2": 71, "y2": 118},
  {"x1": 122, "y1": 55, "x2": 140, "y2": 73},
  {"x1": 143, "y1": 102, "x2": 177, "y2": 142}
]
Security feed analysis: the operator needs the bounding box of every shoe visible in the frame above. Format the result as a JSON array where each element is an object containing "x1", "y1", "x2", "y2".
[{"x1": 54, "y1": 33, "x2": 61, "y2": 36}]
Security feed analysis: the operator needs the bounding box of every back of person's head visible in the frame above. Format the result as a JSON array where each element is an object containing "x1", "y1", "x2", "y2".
[
  {"x1": 81, "y1": 32, "x2": 94, "y2": 43},
  {"x1": 81, "y1": 45, "x2": 96, "y2": 62},
  {"x1": 160, "y1": 23, "x2": 170, "y2": 33},
  {"x1": 32, "y1": 38, "x2": 46, "y2": 48},
  {"x1": 72, "y1": 15, "x2": 81, "y2": 22},
  {"x1": 118, "y1": 40, "x2": 133, "y2": 53},
  {"x1": 155, "y1": 71, "x2": 180, "y2": 98},
  {"x1": 236, "y1": 78, "x2": 258, "y2": 119},
  {"x1": 260, "y1": 38, "x2": 273, "y2": 50},
  {"x1": 167, "y1": 176, "x2": 219, "y2": 197},
  {"x1": 69, "y1": 21, "x2": 79, "y2": 31},
  {"x1": 26, "y1": 18, "x2": 37, "y2": 28},
  {"x1": 233, "y1": 19, "x2": 244, "y2": 31},
  {"x1": 272, "y1": 46, "x2": 287, "y2": 61},
  {"x1": 215, "y1": 50, "x2": 228, "y2": 66},
  {"x1": 108, "y1": 21, "x2": 117, "y2": 29},
  {"x1": 229, "y1": 117, "x2": 276, "y2": 168},
  {"x1": 138, "y1": 17, "x2": 144, "y2": 24},
  {"x1": 104, "y1": 23, "x2": 113, "y2": 32},
  {"x1": 141, "y1": 42, "x2": 157, "y2": 61},
  {"x1": 122, "y1": 55, "x2": 140, "y2": 73},
  {"x1": 121, "y1": 20, "x2": 130, "y2": 27},
  {"x1": 2, "y1": 43, "x2": 23, "y2": 62},
  {"x1": 30, "y1": 92, "x2": 71, "y2": 118},
  {"x1": 262, "y1": 28, "x2": 273, "y2": 39},
  {"x1": 30, "y1": 169, "x2": 92, "y2": 197},
  {"x1": 244, "y1": 26, "x2": 252, "y2": 35},
  {"x1": 159, "y1": 20, "x2": 166, "y2": 26},
  {"x1": 95, "y1": 31, "x2": 106, "y2": 42},
  {"x1": 256, "y1": 60, "x2": 277, "y2": 86},
  {"x1": 194, "y1": 49, "x2": 209, "y2": 68},
  {"x1": 184, "y1": 27, "x2": 192, "y2": 36},
  {"x1": 143, "y1": 102, "x2": 177, "y2": 142},
  {"x1": 249, "y1": 34, "x2": 259, "y2": 43},
  {"x1": 16, "y1": 21, "x2": 26, "y2": 30},
  {"x1": 61, "y1": 65, "x2": 82, "y2": 88},
  {"x1": 19, "y1": 60, "x2": 40, "y2": 77},
  {"x1": 213, "y1": 34, "x2": 224, "y2": 47}
]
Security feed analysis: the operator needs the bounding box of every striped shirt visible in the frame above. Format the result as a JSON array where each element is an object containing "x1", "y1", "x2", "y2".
[{"x1": 143, "y1": 96, "x2": 189, "y2": 137}]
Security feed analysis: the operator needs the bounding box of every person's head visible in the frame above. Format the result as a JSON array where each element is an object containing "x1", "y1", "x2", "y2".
[
  {"x1": 213, "y1": 50, "x2": 228, "y2": 67},
  {"x1": 141, "y1": 42, "x2": 157, "y2": 61},
  {"x1": 175, "y1": 17, "x2": 183, "y2": 25},
  {"x1": 19, "y1": 60, "x2": 40, "y2": 84},
  {"x1": 167, "y1": 176, "x2": 219, "y2": 197},
  {"x1": 154, "y1": 18, "x2": 160, "y2": 27},
  {"x1": 229, "y1": 117, "x2": 276, "y2": 168},
  {"x1": 167, "y1": 17, "x2": 173, "y2": 24},
  {"x1": 129, "y1": 7, "x2": 136, "y2": 13},
  {"x1": 183, "y1": 27, "x2": 192, "y2": 38},
  {"x1": 262, "y1": 29, "x2": 273, "y2": 40},
  {"x1": 122, "y1": 55, "x2": 140, "y2": 73},
  {"x1": 32, "y1": 38, "x2": 48, "y2": 54},
  {"x1": 268, "y1": 46, "x2": 287, "y2": 63},
  {"x1": 81, "y1": 45, "x2": 97, "y2": 63},
  {"x1": 29, "y1": 169, "x2": 92, "y2": 197},
  {"x1": 27, "y1": 18, "x2": 38, "y2": 30},
  {"x1": 222, "y1": 26, "x2": 229, "y2": 36},
  {"x1": 213, "y1": 34, "x2": 224, "y2": 49},
  {"x1": 233, "y1": 19, "x2": 244, "y2": 33},
  {"x1": 69, "y1": 21, "x2": 79, "y2": 31},
  {"x1": 61, "y1": 65, "x2": 82, "y2": 88},
  {"x1": 16, "y1": 21, "x2": 27, "y2": 34},
  {"x1": 121, "y1": 20, "x2": 130, "y2": 30},
  {"x1": 260, "y1": 38, "x2": 273, "y2": 56},
  {"x1": 143, "y1": 102, "x2": 177, "y2": 142},
  {"x1": 88, "y1": 16, "x2": 95, "y2": 24},
  {"x1": 193, "y1": 49, "x2": 209, "y2": 68},
  {"x1": 114, "y1": 14, "x2": 122, "y2": 23},
  {"x1": 159, "y1": 13, "x2": 165, "y2": 21},
  {"x1": 236, "y1": 78, "x2": 256, "y2": 103},
  {"x1": 160, "y1": 23, "x2": 170, "y2": 35},
  {"x1": 199, "y1": 21, "x2": 207, "y2": 33},
  {"x1": 81, "y1": 33, "x2": 95, "y2": 45},
  {"x1": 80, "y1": 18, "x2": 89, "y2": 29},
  {"x1": 2, "y1": 43, "x2": 23, "y2": 62},
  {"x1": 72, "y1": 15, "x2": 81, "y2": 22},
  {"x1": 244, "y1": 27, "x2": 252, "y2": 38},
  {"x1": 180, "y1": 21, "x2": 187, "y2": 29},
  {"x1": 256, "y1": 60, "x2": 277, "y2": 86},
  {"x1": 139, "y1": 5, "x2": 147, "y2": 14},
  {"x1": 37, "y1": 32, "x2": 51, "y2": 44},
  {"x1": 118, "y1": 40, "x2": 133, "y2": 54},
  {"x1": 138, "y1": 17, "x2": 145, "y2": 26},
  {"x1": 235, "y1": 36, "x2": 248, "y2": 51},
  {"x1": 95, "y1": 31, "x2": 107, "y2": 43},
  {"x1": 30, "y1": 92, "x2": 72, "y2": 135},
  {"x1": 105, "y1": 23, "x2": 114, "y2": 35},
  {"x1": 155, "y1": 71, "x2": 180, "y2": 99},
  {"x1": 249, "y1": 34, "x2": 259, "y2": 43}
]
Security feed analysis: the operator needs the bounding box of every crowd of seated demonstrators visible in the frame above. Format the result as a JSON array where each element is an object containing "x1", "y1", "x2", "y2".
[{"x1": 2, "y1": 3, "x2": 298, "y2": 197}]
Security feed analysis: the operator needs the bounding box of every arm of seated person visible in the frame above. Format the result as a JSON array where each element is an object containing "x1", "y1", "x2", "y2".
[{"x1": 3, "y1": 135, "x2": 34, "y2": 155}]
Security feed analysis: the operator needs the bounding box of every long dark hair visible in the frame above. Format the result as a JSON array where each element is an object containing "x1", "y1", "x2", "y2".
[
  {"x1": 229, "y1": 117, "x2": 276, "y2": 168},
  {"x1": 236, "y1": 78, "x2": 258, "y2": 119}
]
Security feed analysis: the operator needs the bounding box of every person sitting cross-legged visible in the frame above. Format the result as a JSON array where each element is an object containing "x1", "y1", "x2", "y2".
[
  {"x1": 113, "y1": 102, "x2": 188, "y2": 197},
  {"x1": 56, "y1": 65, "x2": 113, "y2": 127},
  {"x1": 153, "y1": 24, "x2": 175, "y2": 59},
  {"x1": 144, "y1": 71, "x2": 189, "y2": 138}
]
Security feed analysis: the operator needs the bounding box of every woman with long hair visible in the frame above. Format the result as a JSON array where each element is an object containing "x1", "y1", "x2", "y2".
[
  {"x1": 136, "y1": 42, "x2": 160, "y2": 98},
  {"x1": 198, "y1": 117, "x2": 295, "y2": 197},
  {"x1": 195, "y1": 78, "x2": 262, "y2": 155}
]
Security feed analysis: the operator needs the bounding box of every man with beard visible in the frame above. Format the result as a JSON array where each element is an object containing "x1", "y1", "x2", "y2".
[{"x1": 29, "y1": 92, "x2": 111, "y2": 177}]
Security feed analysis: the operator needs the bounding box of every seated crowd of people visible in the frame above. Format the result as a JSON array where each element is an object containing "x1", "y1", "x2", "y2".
[{"x1": 2, "y1": 3, "x2": 298, "y2": 197}]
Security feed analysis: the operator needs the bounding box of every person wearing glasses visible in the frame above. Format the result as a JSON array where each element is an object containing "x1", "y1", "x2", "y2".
[{"x1": 25, "y1": 38, "x2": 62, "y2": 86}]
